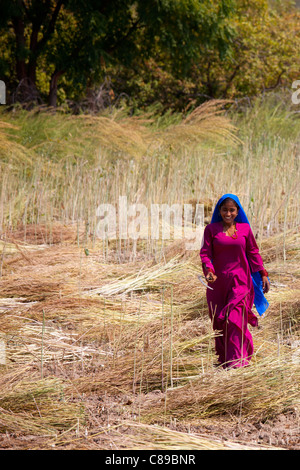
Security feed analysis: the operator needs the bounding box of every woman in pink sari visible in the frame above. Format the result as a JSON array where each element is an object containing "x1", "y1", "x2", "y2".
[{"x1": 200, "y1": 194, "x2": 270, "y2": 368}]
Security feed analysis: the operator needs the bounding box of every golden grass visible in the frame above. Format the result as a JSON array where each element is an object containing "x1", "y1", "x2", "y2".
[
  {"x1": 157, "y1": 100, "x2": 241, "y2": 150},
  {"x1": 0, "y1": 225, "x2": 298, "y2": 448},
  {"x1": 0, "y1": 98, "x2": 299, "y2": 448},
  {"x1": 101, "y1": 421, "x2": 284, "y2": 450},
  {"x1": 1, "y1": 99, "x2": 237, "y2": 168},
  {"x1": 65, "y1": 99, "x2": 240, "y2": 159},
  {"x1": 140, "y1": 354, "x2": 300, "y2": 424},
  {"x1": 0, "y1": 121, "x2": 34, "y2": 166},
  {"x1": 0, "y1": 366, "x2": 84, "y2": 436},
  {"x1": 0, "y1": 100, "x2": 299, "y2": 241}
]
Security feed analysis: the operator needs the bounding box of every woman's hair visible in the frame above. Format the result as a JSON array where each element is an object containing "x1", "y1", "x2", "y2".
[{"x1": 219, "y1": 197, "x2": 239, "y2": 210}]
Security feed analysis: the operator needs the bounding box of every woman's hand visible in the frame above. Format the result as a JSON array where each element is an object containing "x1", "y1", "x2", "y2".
[
  {"x1": 206, "y1": 272, "x2": 217, "y2": 283},
  {"x1": 262, "y1": 275, "x2": 270, "y2": 293}
]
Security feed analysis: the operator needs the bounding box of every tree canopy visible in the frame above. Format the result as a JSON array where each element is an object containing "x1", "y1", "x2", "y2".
[{"x1": 0, "y1": 0, "x2": 299, "y2": 110}]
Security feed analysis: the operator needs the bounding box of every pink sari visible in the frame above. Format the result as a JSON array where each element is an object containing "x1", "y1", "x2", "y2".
[{"x1": 200, "y1": 222, "x2": 264, "y2": 368}]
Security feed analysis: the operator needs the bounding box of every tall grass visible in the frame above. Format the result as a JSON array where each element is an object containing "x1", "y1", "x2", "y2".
[
  {"x1": 0, "y1": 93, "x2": 299, "y2": 247},
  {"x1": 0, "y1": 93, "x2": 299, "y2": 449}
]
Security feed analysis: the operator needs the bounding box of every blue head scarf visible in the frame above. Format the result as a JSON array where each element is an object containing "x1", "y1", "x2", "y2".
[{"x1": 211, "y1": 194, "x2": 269, "y2": 316}]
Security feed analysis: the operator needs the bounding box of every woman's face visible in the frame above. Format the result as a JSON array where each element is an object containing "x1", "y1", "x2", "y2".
[{"x1": 219, "y1": 200, "x2": 239, "y2": 225}]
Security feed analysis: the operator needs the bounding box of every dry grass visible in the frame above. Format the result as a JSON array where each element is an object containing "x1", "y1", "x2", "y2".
[
  {"x1": 0, "y1": 120, "x2": 33, "y2": 166},
  {"x1": 0, "y1": 365, "x2": 84, "y2": 436},
  {"x1": 0, "y1": 222, "x2": 298, "y2": 449},
  {"x1": 1, "y1": 97, "x2": 298, "y2": 238},
  {"x1": 157, "y1": 100, "x2": 241, "y2": 150},
  {"x1": 0, "y1": 97, "x2": 299, "y2": 449},
  {"x1": 49, "y1": 420, "x2": 282, "y2": 450},
  {"x1": 140, "y1": 354, "x2": 300, "y2": 423},
  {"x1": 61, "y1": 100, "x2": 239, "y2": 159}
]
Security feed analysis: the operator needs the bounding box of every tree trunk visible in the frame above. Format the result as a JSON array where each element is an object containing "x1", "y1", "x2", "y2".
[
  {"x1": 12, "y1": 17, "x2": 27, "y2": 82},
  {"x1": 11, "y1": 1, "x2": 64, "y2": 106},
  {"x1": 49, "y1": 70, "x2": 64, "y2": 107},
  {"x1": 28, "y1": 27, "x2": 39, "y2": 85}
]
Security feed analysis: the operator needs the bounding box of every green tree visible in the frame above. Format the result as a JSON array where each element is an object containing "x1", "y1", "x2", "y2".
[
  {"x1": 185, "y1": 0, "x2": 300, "y2": 101},
  {"x1": 106, "y1": 0, "x2": 300, "y2": 111},
  {"x1": 0, "y1": 0, "x2": 236, "y2": 107}
]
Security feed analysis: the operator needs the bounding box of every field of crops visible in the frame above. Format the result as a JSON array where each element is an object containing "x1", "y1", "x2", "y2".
[{"x1": 0, "y1": 93, "x2": 299, "y2": 450}]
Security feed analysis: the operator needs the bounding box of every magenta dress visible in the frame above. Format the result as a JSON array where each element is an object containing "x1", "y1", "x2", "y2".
[{"x1": 200, "y1": 222, "x2": 264, "y2": 368}]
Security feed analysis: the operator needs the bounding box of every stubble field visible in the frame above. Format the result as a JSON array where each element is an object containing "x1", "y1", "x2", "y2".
[{"x1": 0, "y1": 94, "x2": 299, "y2": 450}]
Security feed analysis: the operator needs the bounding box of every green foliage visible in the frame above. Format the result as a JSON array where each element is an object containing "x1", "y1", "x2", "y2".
[
  {"x1": 0, "y1": 0, "x2": 236, "y2": 106},
  {"x1": 0, "y1": 0, "x2": 299, "y2": 110},
  {"x1": 97, "y1": 0, "x2": 300, "y2": 111}
]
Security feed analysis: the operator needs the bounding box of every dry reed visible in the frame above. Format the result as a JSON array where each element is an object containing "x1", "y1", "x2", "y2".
[
  {"x1": 0, "y1": 369, "x2": 84, "y2": 436},
  {"x1": 0, "y1": 97, "x2": 299, "y2": 448},
  {"x1": 140, "y1": 353, "x2": 300, "y2": 423}
]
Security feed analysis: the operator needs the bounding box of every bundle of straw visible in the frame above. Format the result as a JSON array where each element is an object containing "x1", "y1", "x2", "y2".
[
  {"x1": 85, "y1": 256, "x2": 187, "y2": 297},
  {"x1": 0, "y1": 375, "x2": 84, "y2": 435},
  {"x1": 141, "y1": 354, "x2": 300, "y2": 423},
  {"x1": 106, "y1": 421, "x2": 284, "y2": 450}
]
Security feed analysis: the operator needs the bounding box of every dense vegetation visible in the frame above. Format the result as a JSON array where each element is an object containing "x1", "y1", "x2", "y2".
[{"x1": 0, "y1": 0, "x2": 299, "y2": 111}]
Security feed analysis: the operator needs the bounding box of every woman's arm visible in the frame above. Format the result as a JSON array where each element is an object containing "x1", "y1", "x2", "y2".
[{"x1": 259, "y1": 269, "x2": 270, "y2": 293}]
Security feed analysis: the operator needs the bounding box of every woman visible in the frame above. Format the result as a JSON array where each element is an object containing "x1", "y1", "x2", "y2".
[{"x1": 200, "y1": 194, "x2": 270, "y2": 369}]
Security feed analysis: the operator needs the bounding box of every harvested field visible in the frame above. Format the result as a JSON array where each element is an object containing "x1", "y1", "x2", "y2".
[
  {"x1": 0, "y1": 97, "x2": 299, "y2": 450},
  {"x1": 0, "y1": 222, "x2": 299, "y2": 450}
]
